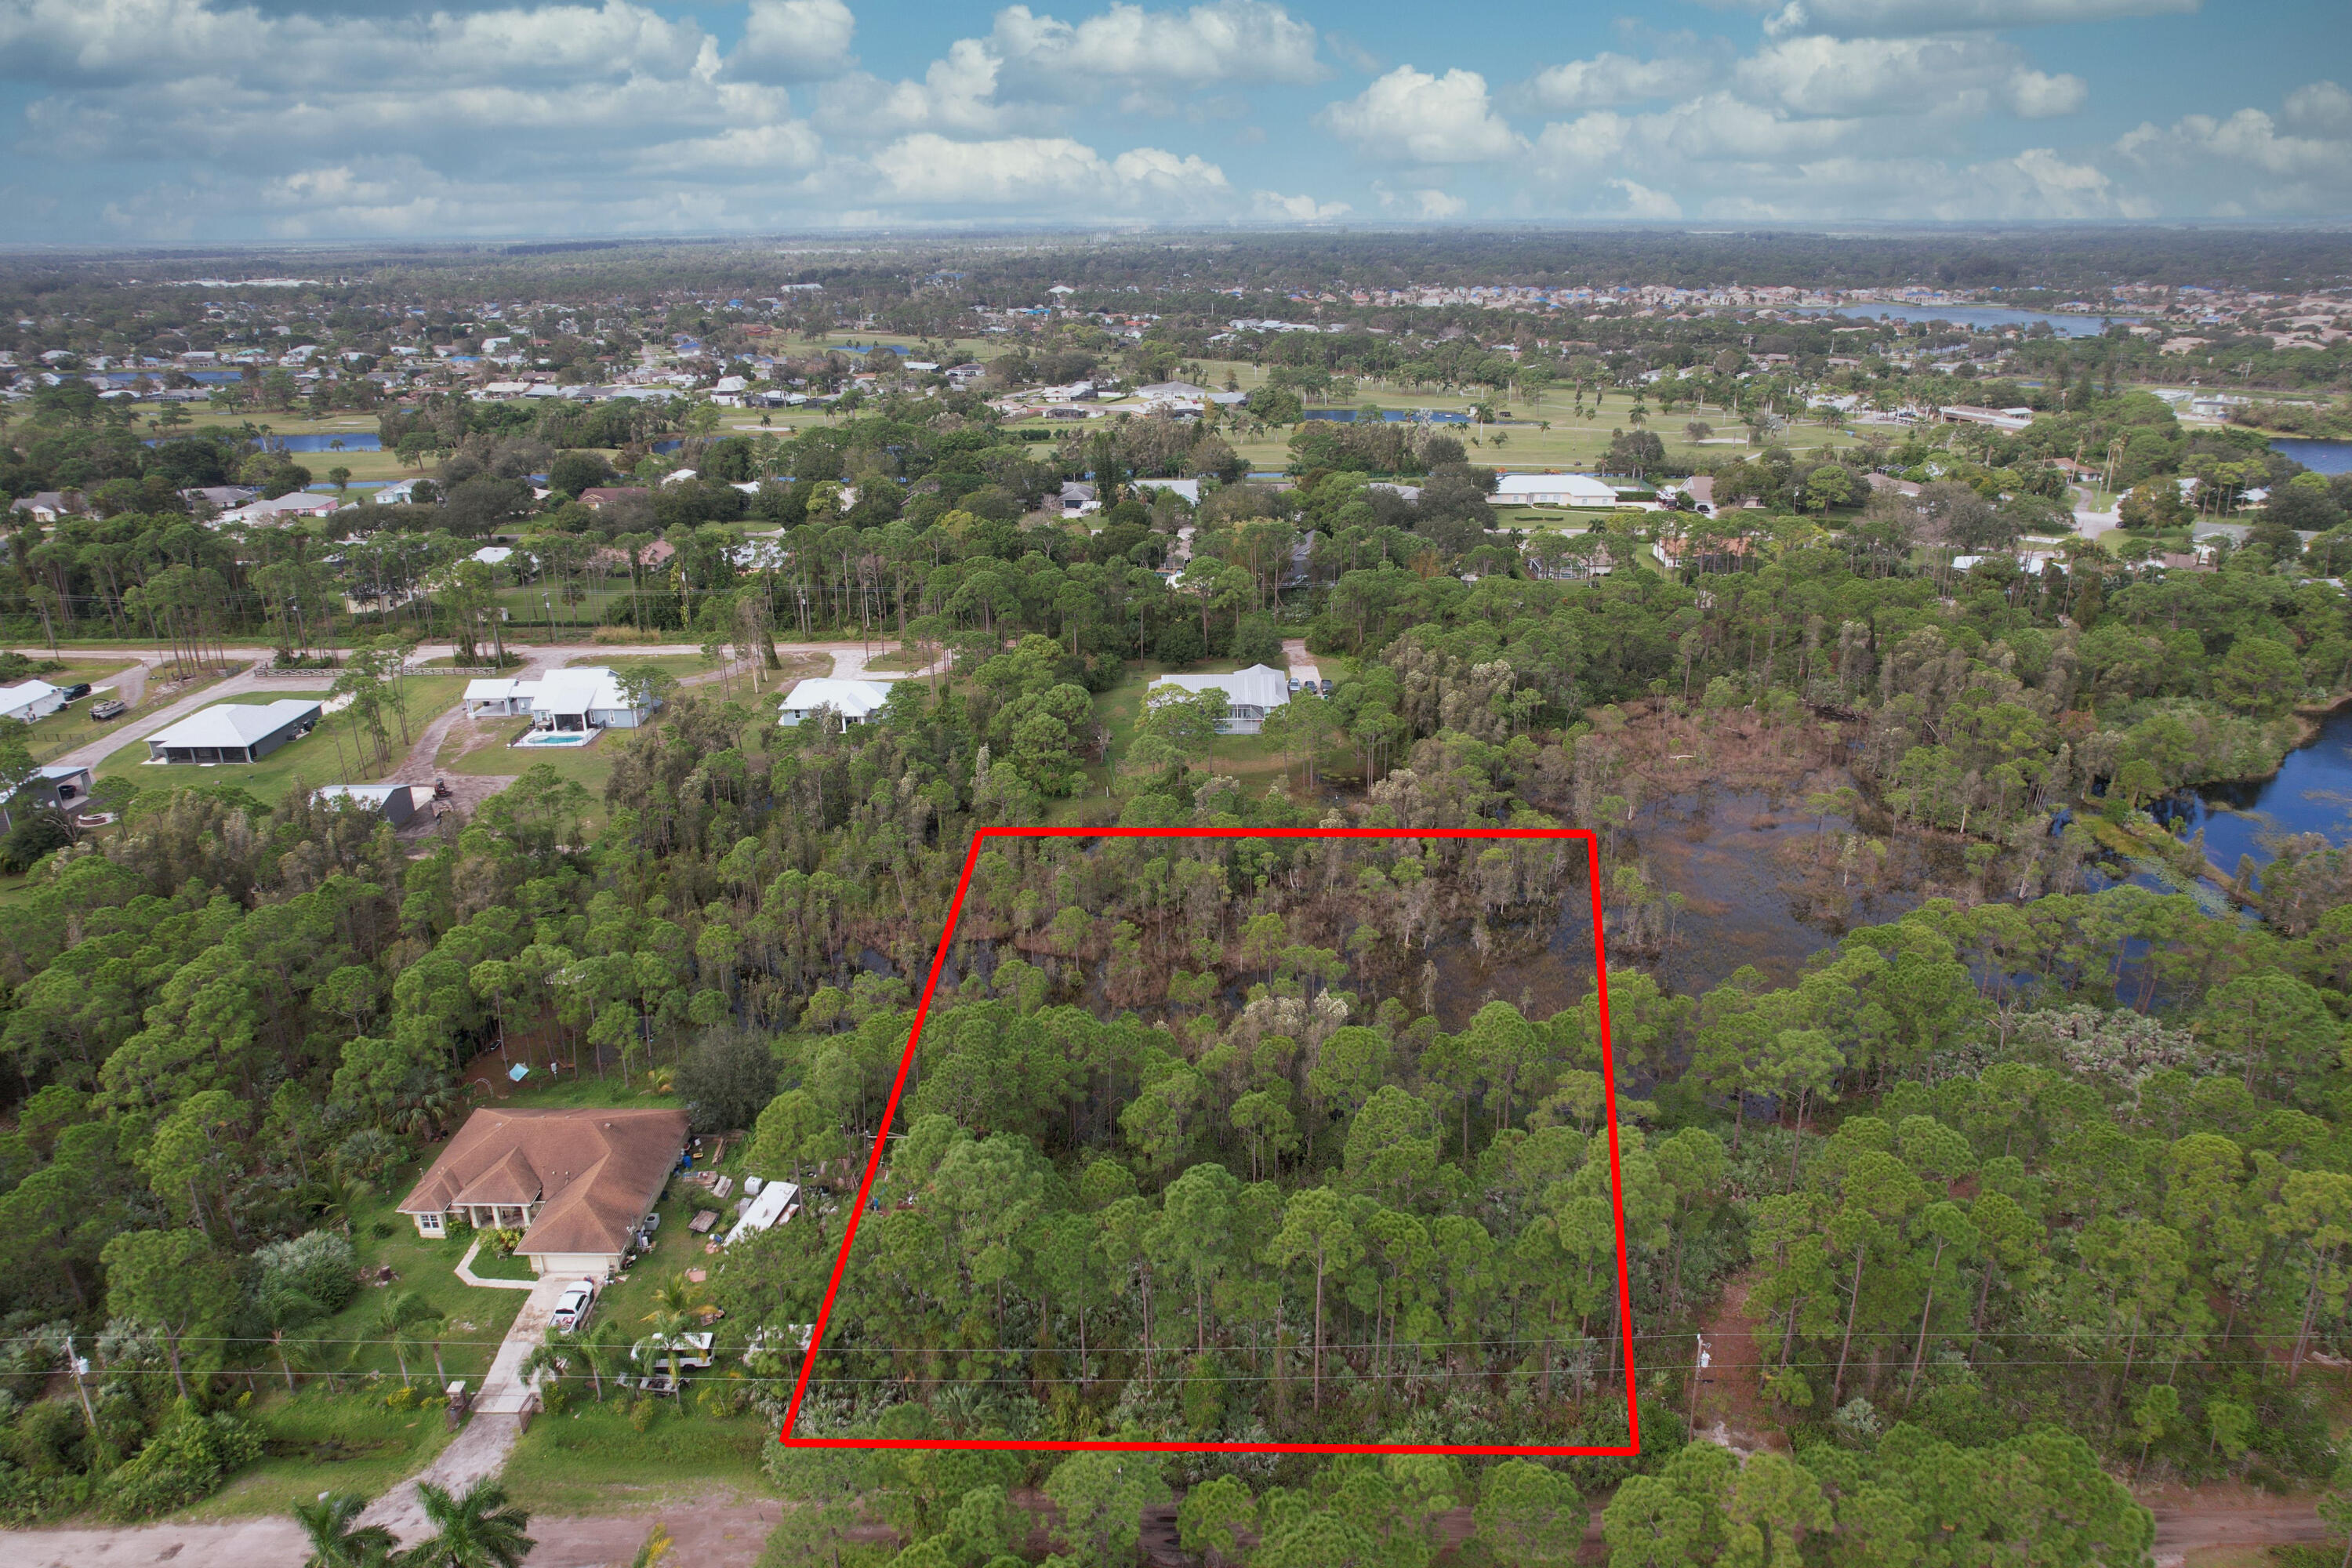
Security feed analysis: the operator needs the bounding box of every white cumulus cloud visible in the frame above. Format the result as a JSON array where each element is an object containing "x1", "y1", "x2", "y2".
[
  {"x1": 729, "y1": 0, "x2": 856, "y2": 83},
  {"x1": 867, "y1": 132, "x2": 1228, "y2": 209},
  {"x1": 1251, "y1": 189, "x2": 1349, "y2": 220},
  {"x1": 1319, "y1": 66, "x2": 1521, "y2": 162},
  {"x1": 1523, "y1": 52, "x2": 1686, "y2": 111}
]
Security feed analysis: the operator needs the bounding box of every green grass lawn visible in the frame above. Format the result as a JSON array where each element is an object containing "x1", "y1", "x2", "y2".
[
  {"x1": 499, "y1": 1401, "x2": 773, "y2": 1515},
  {"x1": 314, "y1": 1184, "x2": 532, "y2": 1388},
  {"x1": 26, "y1": 662, "x2": 237, "y2": 766},
  {"x1": 440, "y1": 716, "x2": 619, "y2": 808},
  {"x1": 95, "y1": 675, "x2": 471, "y2": 795},
  {"x1": 1087, "y1": 659, "x2": 1300, "y2": 803},
  {"x1": 467, "y1": 1242, "x2": 539, "y2": 1282},
  {"x1": 178, "y1": 1392, "x2": 456, "y2": 1522}
]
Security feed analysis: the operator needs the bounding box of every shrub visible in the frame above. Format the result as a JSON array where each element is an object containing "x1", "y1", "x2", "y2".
[
  {"x1": 98, "y1": 1402, "x2": 262, "y2": 1520},
  {"x1": 384, "y1": 1385, "x2": 419, "y2": 1412},
  {"x1": 255, "y1": 1230, "x2": 359, "y2": 1316},
  {"x1": 627, "y1": 1396, "x2": 660, "y2": 1432}
]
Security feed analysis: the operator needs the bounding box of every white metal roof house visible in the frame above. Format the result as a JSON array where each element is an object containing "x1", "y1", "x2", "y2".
[
  {"x1": 1490, "y1": 473, "x2": 1620, "y2": 507},
  {"x1": 530, "y1": 666, "x2": 652, "y2": 731},
  {"x1": 778, "y1": 678, "x2": 891, "y2": 728},
  {"x1": 144, "y1": 699, "x2": 321, "y2": 764},
  {"x1": 217, "y1": 492, "x2": 341, "y2": 527},
  {"x1": 0, "y1": 680, "x2": 64, "y2": 724},
  {"x1": 1145, "y1": 663, "x2": 1291, "y2": 734}
]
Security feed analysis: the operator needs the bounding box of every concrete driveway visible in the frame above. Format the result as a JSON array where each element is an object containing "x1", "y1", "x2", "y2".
[{"x1": 355, "y1": 1271, "x2": 572, "y2": 1542}]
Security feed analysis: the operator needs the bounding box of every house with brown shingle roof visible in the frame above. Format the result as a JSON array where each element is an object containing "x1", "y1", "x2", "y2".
[{"x1": 397, "y1": 1106, "x2": 687, "y2": 1278}]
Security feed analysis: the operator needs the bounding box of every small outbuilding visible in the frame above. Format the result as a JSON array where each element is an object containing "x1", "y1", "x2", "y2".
[
  {"x1": 463, "y1": 678, "x2": 538, "y2": 717},
  {"x1": 143, "y1": 699, "x2": 321, "y2": 764},
  {"x1": 724, "y1": 1179, "x2": 800, "y2": 1247},
  {"x1": 314, "y1": 783, "x2": 419, "y2": 826},
  {"x1": 0, "y1": 763, "x2": 93, "y2": 831}
]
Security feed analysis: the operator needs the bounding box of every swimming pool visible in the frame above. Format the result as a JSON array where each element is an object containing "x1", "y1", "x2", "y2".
[{"x1": 513, "y1": 730, "x2": 597, "y2": 748}]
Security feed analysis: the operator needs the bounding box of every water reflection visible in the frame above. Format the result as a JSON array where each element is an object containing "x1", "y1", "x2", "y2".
[
  {"x1": 2157, "y1": 705, "x2": 2352, "y2": 880},
  {"x1": 1431, "y1": 788, "x2": 1932, "y2": 1024}
]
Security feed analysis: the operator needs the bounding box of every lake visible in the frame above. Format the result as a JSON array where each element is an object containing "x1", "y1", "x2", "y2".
[
  {"x1": 263, "y1": 433, "x2": 382, "y2": 452},
  {"x1": 2271, "y1": 439, "x2": 2352, "y2": 475},
  {"x1": 1787, "y1": 306, "x2": 2136, "y2": 339},
  {"x1": 2158, "y1": 705, "x2": 2352, "y2": 877},
  {"x1": 1301, "y1": 408, "x2": 1472, "y2": 424}
]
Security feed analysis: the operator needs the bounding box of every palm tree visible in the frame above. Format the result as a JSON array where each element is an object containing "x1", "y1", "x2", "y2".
[
  {"x1": 636, "y1": 1305, "x2": 694, "y2": 1392},
  {"x1": 648, "y1": 1271, "x2": 702, "y2": 1318},
  {"x1": 292, "y1": 1492, "x2": 395, "y2": 1568},
  {"x1": 357, "y1": 1290, "x2": 437, "y2": 1385},
  {"x1": 521, "y1": 1317, "x2": 626, "y2": 1404},
  {"x1": 403, "y1": 1479, "x2": 535, "y2": 1568},
  {"x1": 257, "y1": 1283, "x2": 323, "y2": 1392}
]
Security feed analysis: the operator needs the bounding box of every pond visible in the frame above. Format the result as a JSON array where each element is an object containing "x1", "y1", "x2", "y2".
[
  {"x1": 2271, "y1": 438, "x2": 2352, "y2": 475},
  {"x1": 2157, "y1": 705, "x2": 2352, "y2": 879},
  {"x1": 263, "y1": 433, "x2": 383, "y2": 453},
  {"x1": 1301, "y1": 408, "x2": 1472, "y2": 424},
  {"x1": 1786, "y1": 305, "x2": 2136, "y2": 338}
]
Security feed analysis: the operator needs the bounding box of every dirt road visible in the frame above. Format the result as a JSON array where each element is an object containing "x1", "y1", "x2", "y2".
[{"x1": 5, "y1": 1497, "x2": 781, "y2": 1568}]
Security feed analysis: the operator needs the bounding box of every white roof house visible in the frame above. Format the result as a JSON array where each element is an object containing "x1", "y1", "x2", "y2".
[
  {"x1": 1490, "y1": 473, "x2": 1620, "y2": 506},
  {"x1": 1132, "y1": 478, "x2": 1201, "y2": 505},
  {"x1": 144, "y1": 700, "x2": 321, "y2": 763},
  {"x1": 0, "y1": 680, "x2": 64, "y2": 724},
  {"x1": 217, "y1": 492, "x2": 341, "y2": 526},
  {"x1": 471, "y1": 546, "x2": 515, "y2": 567},
  {"x1": 779, "y1": 678, "x2": 891, "y2": 727},
  {"x1": 530, "y1": 666, "x2": 652, "y2": 731},
  {"x1": 1145, "y1": 663, "x2": 1291, "y2": 735},
  {"x1": 724, "y1": 1180, "x2": 799, "y2": 1247}
]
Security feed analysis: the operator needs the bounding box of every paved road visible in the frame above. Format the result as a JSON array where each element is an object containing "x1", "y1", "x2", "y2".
[{"x1": 49, "y1": 666, "x2": 339, "y2": 771}]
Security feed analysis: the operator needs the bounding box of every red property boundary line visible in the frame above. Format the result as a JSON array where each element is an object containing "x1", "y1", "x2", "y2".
[{"x1": 777, "y1": 825, "x2": 1641, "y2": 1457}]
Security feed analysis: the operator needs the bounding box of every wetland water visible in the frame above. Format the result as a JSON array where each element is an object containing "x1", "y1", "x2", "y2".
[
  {"x1": 2159, "y1": 705, "x2": 2352, "y2": 878},
  {"x1": 1432, "y1": 788, "x2": 1932, "y2": 1026}
]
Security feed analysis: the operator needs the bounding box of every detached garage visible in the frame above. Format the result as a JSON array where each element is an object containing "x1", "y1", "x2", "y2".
[
  {"x1": 144, "y1": 700, "x2": 321, "y2": 764},
  {"x1": 314, "y1": 783, "x2": 418, "y2": 826}
]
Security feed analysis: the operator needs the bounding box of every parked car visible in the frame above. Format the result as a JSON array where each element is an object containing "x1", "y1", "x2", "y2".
[
  {"x1": 89, "y1": 699, "x2": 127, "y2": 720},
  {"x1": 56, "y1": 682, "x2": 90, "y2": 702},
  {"x1": 549, "y1": 1279, "x2": 597, "y2": 1333},
  {"x1": 1287, "y1": 677, "x2": 1301, "y2": 694},
  {"x1": 631, "y1": 1330, "x2": 714, "y2": 1370},
  {"x1": 1318, "y1": 678, "x2": 1334, "y2": 695}
]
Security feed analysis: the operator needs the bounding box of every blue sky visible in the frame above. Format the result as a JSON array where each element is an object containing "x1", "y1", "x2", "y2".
[{"x1": 0, "y1": 0, "x2": 2343, "y2": 241}]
